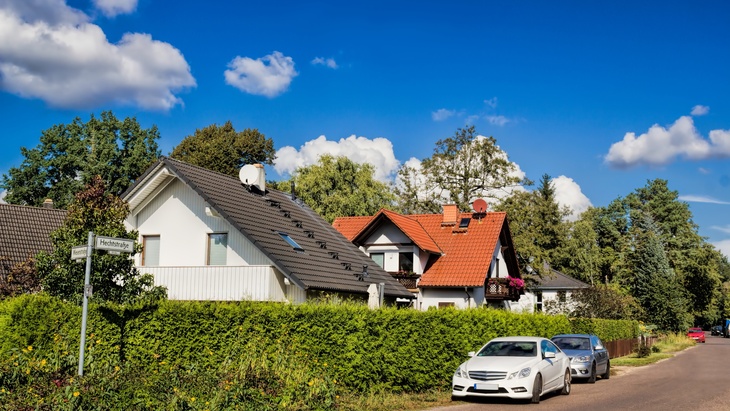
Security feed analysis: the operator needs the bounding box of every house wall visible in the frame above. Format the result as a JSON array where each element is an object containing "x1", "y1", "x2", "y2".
[{"x1": 361, "y1": 221, "x2": 424, "y2": 274}]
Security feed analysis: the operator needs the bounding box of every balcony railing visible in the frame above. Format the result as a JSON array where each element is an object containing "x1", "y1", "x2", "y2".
[
  {"x1": 486, "y1": 278, "x2": 522, "y2": 301},
  {"x1": 391, "y1": 271, "x2": 420, "y2": 291}
]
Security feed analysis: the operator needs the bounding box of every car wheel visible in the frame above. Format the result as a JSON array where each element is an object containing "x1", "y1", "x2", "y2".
[
  {"x1": 531, "y1": 373, "x2": 542, "y2": 404},
  {"x1": 560, "y1": 368, "x2": 571, "y2": 395},
  {"x1": 588, "y1": 362, "x2": 596, "y2": 383},
  {"x1": 601, "y1": 360, "x2": 610, "y2": 380}
]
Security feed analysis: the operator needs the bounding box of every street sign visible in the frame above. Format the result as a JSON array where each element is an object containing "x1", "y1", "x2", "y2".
[
  {"x1": 71, "y1": 245, "x2": 88, "y2": 260},
  {"x1": 94, "y1": 236, "x2": 134, "y2": 254}
]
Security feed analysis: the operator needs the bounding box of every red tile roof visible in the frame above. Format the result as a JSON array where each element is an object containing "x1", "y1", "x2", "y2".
[{"x1": 333, "y1": 209, "x2": 518, "y2": 288}]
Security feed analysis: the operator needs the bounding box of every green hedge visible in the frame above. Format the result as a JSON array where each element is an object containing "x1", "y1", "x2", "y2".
[{"x1": 0, "y1": 294, "x2": 639, "y2": 393}]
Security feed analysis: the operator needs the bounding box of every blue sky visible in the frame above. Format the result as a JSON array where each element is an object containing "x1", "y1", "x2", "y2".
[{"x1": 1, "y1": 0, "x2": 729, "y2": 257}]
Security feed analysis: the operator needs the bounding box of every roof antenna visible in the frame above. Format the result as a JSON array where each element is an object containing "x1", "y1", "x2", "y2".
[{"x1": 291, "y1": 181, "x2": 297, "y2": 201}]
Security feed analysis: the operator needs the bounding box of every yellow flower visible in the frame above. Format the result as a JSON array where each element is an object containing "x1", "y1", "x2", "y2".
[
  {"x1": 323, "y1": 362, "x2": 327, "y2": 367},
  {"x1": 40, "y1": 359, "x2": 47, "y2": 366},
  {"x1": 26, "y1": 369, "x2": 30, "y2": 374},
  {"x1": 27, "y1": 346, "x2": 33, "y2": 351},
  {"x1": 190, "y1": 397, "x2": 196, "y2": 402},
  {"x1": 308, "y1": 380, "x2": 314, "y2": 386},
  {"x1": 114, "y1": 365, "x2": 120, "y2": 372},
  {"x1": 73, "y1": 391, "x2": 80, "y2": 397},
  {"x1": 159, "y1": 361, "x2": 166, "y2": 365}
]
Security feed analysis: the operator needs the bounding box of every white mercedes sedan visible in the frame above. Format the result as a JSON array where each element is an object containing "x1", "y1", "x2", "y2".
[{"x1": 452, "y1": 336, "x2": 572, "y2": 404}]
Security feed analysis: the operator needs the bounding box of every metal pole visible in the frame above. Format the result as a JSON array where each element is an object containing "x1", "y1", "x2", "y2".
[{"x1": 78, "y1": 231, "x2": 94, "y2": 376}]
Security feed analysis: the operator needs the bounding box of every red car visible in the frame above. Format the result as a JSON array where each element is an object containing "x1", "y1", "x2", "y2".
[{"x1": 687, "y1": 327, "x2": 706, "y2": 343}]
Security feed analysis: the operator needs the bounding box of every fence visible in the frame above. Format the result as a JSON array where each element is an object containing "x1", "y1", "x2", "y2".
[{"x1": 605, "y1": 335, "x2": 657, "y2": 358}]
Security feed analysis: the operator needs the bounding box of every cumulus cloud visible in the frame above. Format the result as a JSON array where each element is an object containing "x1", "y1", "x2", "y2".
[
  {"x1": 486, "y1": 115, "x2": 509, "y2": 126},
  {"x1": 432, "y1": 108, "x2": 455, "y2": 121},
  {"x1": 274, "y1": 135, "x2": 400, "y2": 181},
  {"x1": 713, "y1": 239, "x2": 730, "y2": 259},
  {"x1": 552, "y1": 176, "x2": 592, "y2": 221},
  {"x1": 691, "y1": 105, "x2": 709, "y2": 116},
  {"x1": 0, "y1": 0, "x2": 195, "y2": 110},
  {"x1": 92, "y1": 0, "x2": 137, "y2": 17},
  {"x1": 604, "y1": 115, "x2": 730, "y2": 168},
  {"x1": 224, "y1": 51, "x2": 298, "y2": 97},
  {"x1": 679, "y1": 195, "x2": 730, "y2": 205},
  {"x1": 0, "y1": 190, "x2": 6, "y2": 204},
  {"x1": 484, "y1": 97, "x2": 498, "y2": 108},
  {"x1": 311, "y1": 57, "x2": 338, "y2": 69}
]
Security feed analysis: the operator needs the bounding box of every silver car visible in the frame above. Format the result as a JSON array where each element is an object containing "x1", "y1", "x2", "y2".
[{"x1": 551, "y1": 334, "x2": 610, "y2": 383}]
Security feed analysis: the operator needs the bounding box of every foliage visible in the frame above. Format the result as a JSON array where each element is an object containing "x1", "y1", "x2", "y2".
[
  {"x1": 0, "y1": 257, "x2": 41, "y2": 299},
  {"x1": 35, "y1": 176, "x2": 167, "y2": 305},
  {"x1": 568, "y1": 284, "x2": 642, "y2": 320},
  {"x1": 395, "y1": 126, "x2": 527, "y2": 214},
  {"x1": 273, "y1": 154, "x2": 396, "y2": 223},
  {"x1": 170, "y1": 121, "x2": 276, "y2": 177},
  {"x1": 1, "y1": 111, "x2": 160, "y2": 208}
]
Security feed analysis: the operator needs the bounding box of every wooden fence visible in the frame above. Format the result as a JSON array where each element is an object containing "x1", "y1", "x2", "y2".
[{"x1": 605, "y1": 335, "x2": 657, "y2": 358}]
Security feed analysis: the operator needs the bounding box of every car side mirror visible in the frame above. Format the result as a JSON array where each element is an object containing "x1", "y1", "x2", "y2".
[
  {"x1": 468, "y1": 351, "x2": 476, "y2": 357},
  {"x1": 544, "y1": 351, "x2": 556, "y2": 359}
]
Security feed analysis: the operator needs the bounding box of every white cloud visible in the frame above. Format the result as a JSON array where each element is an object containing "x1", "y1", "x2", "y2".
[
  {"x1": 552, "y1": 176, "x2": 592, "y2": 221},
  {"x1": 311, "y1": 57, "x2": 338, "y2": 69},
  {"x1": 713, "y1": 239, "x2": 730, "y2": 259},
  {"x1": 712, "y1": 225, "x2": 730, "y2": 234},
  {"x1": 274, "y1": 135, "x2": 400, "y2": 182},
  {"x1": 486, "y1": 115, "x2": 509, "y2": 126},
  {"x1": 92, "y1": 0, "x2": 137, "y2": 17},
  {"x1": 604, "y1": 115, "x2": 730, "y2": 168},
  {"x1": 691, "y1": 105, "x2": 709, "y2": 116},
  {"x1": 432, "y1": 108, "x2": 455, "y2": 121},
  {"x1": 484, "y1": 97, "x2": 498, "y2": 108},
  {"x1": 224, "y1": 51, "x2": 298, "y2": 98},
  {"x1": 0, "y1": 190, "x2": 6, "y2": 203},
  {"x1": 679, "y1": 195, "x2": 730, "y2": 205},
  {"x1": 0, "y1": 1, "x2": 195, "y2": 110}
]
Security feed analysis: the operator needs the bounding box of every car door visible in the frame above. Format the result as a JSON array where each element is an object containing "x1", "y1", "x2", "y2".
[
  {"x1": 591, "y1": 335, "x2": 609, "y2": 374},
  {"x1": 539, "y1": 340, "x2": 563, "y2": 390}
]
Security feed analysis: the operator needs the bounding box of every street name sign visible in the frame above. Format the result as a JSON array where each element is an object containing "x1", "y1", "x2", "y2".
[
  {"x1": 71, "y1": 245, "x2": 88, "y2": 260},
  {"x1": 94, "y1": 236, "x2": 134, "y2": 254}
]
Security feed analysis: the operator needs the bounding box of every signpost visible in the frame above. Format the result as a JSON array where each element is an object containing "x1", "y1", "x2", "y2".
[{"x1": 74, "y1": 233, "x2": 134, "y2": 376}]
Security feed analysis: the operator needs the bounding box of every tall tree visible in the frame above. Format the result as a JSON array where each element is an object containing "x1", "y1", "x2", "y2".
[
  {"x1": 36, "y1": 176, "x2": 166, "y2": 304},
  {"x1": 273, "y1": 155, "x2": 396, "y2": 223},
  {"x1": 396, "y1": 126, "x2": 527, "y2": 213},
  {"x1": 170, "y1": 121, "x2": 275, "y2": 177},
  {"x1": 1, "y1": 111, "x2": 160, "y2": 208}
]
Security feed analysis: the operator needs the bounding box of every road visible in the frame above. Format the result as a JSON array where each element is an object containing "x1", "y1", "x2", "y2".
[{"x1": 428, "y1": 333, "x2": 730, "y2": 411}]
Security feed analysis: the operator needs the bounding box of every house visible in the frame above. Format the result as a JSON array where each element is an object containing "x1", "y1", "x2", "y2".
[
  {"x1": 332, "y1": 205, "x2": 524, "y2": 310},
  {"x1": 0, "y1": 201, "x2": 66, "y2": 276},
  {"x1": 121, "y1": 157, "x2": 414, "y2": 305},
  {"x1": 514, "y1": 265, "x2": 591, "y2": 313}
]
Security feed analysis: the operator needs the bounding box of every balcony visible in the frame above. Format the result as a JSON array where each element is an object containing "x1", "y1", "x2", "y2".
[
  {"x1": 391, "y1": 271, "x2": 421, "y2": 291},
  {"x1": 485, "y1": 278, "x2": 522, "y2": 301}
]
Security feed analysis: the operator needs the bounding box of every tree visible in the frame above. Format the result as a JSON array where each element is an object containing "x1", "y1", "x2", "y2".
[
  {"x1": 36, "y1": 176, "x2": 166, "y2": 304},
  {"x1": 273, "y1": 155, "x2": 396, "y2": 223},
  {"x1": 170, "y1": 121, "x2": 276, "y2": 177},
  {"x1": 1, "y1": 111, "x2": 160, "y2": 208},
  {"x1": 569, "y1": 284, "x2": 642, "y2": 320},
  {"x1": 0, "y1": 257, "x2": 41, "y2": 299},
  {"x1": 396, "y1": 126, "x2": 527, "y2": 213}
]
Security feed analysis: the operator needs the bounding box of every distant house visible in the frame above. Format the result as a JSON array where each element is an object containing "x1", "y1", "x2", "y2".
[
  {"x1": 0, "y1": 201, "x2": 66, "y2": 276},
  {"x1": 332, "y1": 205, "x2": 524, "y2": 310},
  {"x1": 514, "y1": 265, "x2": 591, "y2": 313},
  {"x1": 121, "y1": 157, "x2": 413, "y2": 305}
]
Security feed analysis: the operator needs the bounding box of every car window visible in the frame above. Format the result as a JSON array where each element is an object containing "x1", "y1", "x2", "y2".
[
  {"x1": 477, "y1": 341, "x2": 537, "y2": 357},
  {"x1": 552, "y1": 337, "x2": 590, "y2": 350}
]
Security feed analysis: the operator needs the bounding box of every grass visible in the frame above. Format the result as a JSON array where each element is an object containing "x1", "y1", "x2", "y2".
[{"x1": 611, "y1": 332, "x2": 696, "y2": 367}]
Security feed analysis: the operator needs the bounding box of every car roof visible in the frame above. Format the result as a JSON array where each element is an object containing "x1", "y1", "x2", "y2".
[
  {"x1": 488, "y1": 336, "x2": 547, "y2": 343},
  {"x1": 551, "y1": 333, "x2": 595, "y2": 339}
]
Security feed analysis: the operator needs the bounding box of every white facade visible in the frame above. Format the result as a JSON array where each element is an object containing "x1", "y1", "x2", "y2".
[{"x1": 125, "y1": 179, "x2": 305, "y2": 303}]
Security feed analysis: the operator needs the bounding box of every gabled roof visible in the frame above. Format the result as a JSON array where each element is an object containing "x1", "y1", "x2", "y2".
[
  {"x1": 333, "y1": 209, "x2": 521, "y2": 288},
  {"x1": 0, "y1": 203, "x2": 67, "y2": 274},
  {"x1": 536, "y1": 266, "x2": 590, "y2": 290},
  {"x1": 122, "y1": 157, "x2": 413, "y2": 299}
]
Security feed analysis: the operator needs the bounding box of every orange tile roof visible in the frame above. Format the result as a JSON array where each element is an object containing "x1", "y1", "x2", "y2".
[{"x1": 333, "y1": 209, "x2": 514, "y2": 287}]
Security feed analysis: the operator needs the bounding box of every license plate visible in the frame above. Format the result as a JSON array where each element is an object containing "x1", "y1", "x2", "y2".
[{"x1": 475, "y1": 383, "x2": 498, "y2": 391}]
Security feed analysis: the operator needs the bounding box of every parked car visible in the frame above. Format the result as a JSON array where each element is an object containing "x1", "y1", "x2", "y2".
[
  {"x1": 711, "y1": 325, "x2": 721, "y2": 336},
  {"x1": 687, "y1": 327, "x2": 706, "y2": 343},
  {"x1": 452, "y1": 336, "x2": 571, "y2": 404},
  {"x1": 551, "y1": 334, "x2": 610, "y2": 383}
]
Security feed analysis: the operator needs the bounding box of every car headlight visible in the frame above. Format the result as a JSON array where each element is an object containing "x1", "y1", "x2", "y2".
[
  {"x1": 508, "y1": 367, "x2": 532, "y2": 379},
  {"x1": 454, "y1": 362, "x2": 468, "y2": 378},
  {"x1": 572, "y1": 355, "x2": 591, "y2": 363}
]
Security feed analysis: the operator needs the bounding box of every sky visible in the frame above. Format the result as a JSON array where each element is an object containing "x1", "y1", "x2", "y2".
[{"x1": 0, "y1": 0, "x2": 729, "y2": 257}]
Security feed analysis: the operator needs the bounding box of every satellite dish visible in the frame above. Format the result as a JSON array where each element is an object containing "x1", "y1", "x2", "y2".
[
  {"x1": 472, "y1": 198, "x2": 488, "y2": 213},
  {"x1": 239, "y1": 164, "x2": 260, "y2": 186}
]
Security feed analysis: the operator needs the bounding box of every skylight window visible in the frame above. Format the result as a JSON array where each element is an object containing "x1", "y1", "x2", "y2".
[
  {"x1": 459, "y1": 217, "x2": 471, "y2": 228},
  {"x1": 278, "y1": 232, "x2": 304, "y2": 252}
]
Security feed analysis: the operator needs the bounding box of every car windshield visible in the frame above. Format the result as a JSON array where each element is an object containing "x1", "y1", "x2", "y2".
[
  {"x1": 688, "y1": 328, "x2": 702, "y2": 333},
  {"x1": 552, "y1": 337, "x2": 591, "y2": 351},
  {"x1": 477, "y1": 341, "x2": 537, "y2": 357}
]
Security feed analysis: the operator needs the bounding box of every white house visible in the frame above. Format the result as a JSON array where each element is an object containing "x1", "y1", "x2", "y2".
[{"x1": 121, "y1": 157, "x2": 414, "y2": 304}]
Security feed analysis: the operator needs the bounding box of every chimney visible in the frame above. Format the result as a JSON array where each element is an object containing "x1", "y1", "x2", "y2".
[
  {"x1": 442, "y1": 204, "x2": 458, "y2": 225},
  {"x1": 42, "y1": 198, "x2": 54, "y2": 209},
  {"x1": 253, "y1": 164, "x2": 266, "y2": 192}
]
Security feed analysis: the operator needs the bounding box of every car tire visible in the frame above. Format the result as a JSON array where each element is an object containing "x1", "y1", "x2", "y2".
[
  {"x1": 560, "y1": 368, "x2": 571, "y2": 395},
  {"x1": 531, "y1": 373, "x2": 542, "y2": 404},
  {"x1": 587, "y1": 362, "x2": 596, "y2": 383},
  {"x1": 601, "y1": 360, "x2": 610, "y2": 380}
]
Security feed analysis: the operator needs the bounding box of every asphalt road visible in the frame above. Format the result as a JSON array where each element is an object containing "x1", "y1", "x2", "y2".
[{"x1": 428, "y1": 333, "x2": 730, "y2": 411}]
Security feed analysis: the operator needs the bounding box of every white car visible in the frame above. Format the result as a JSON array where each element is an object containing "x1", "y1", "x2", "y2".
[{"x1": 452, "y1": 336, "x2": 572, "y2": 404}]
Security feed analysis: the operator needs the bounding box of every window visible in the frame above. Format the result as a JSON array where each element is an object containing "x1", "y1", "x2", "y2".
[
  {"x1": 278, "y1": 232, "x2": 304, "y2": 252},
  {"x1": 142, "y1": 235, "x2": 160, "y2": 266},
  {"x1": 438, "y1": 302, "x2": 455, "y2": 308},
  {"x1": 399, "y1": 252, "x2": 413, "y2": 273},
  {"x1": 370, "y1": 252, "x2": 384, "y2": 268},
  {"x1": 535, "y1": 291, "x2": 543, "y2": 312},
  {"x1": 207, "y1": 233, "x2": 228, "y2": 265}
]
